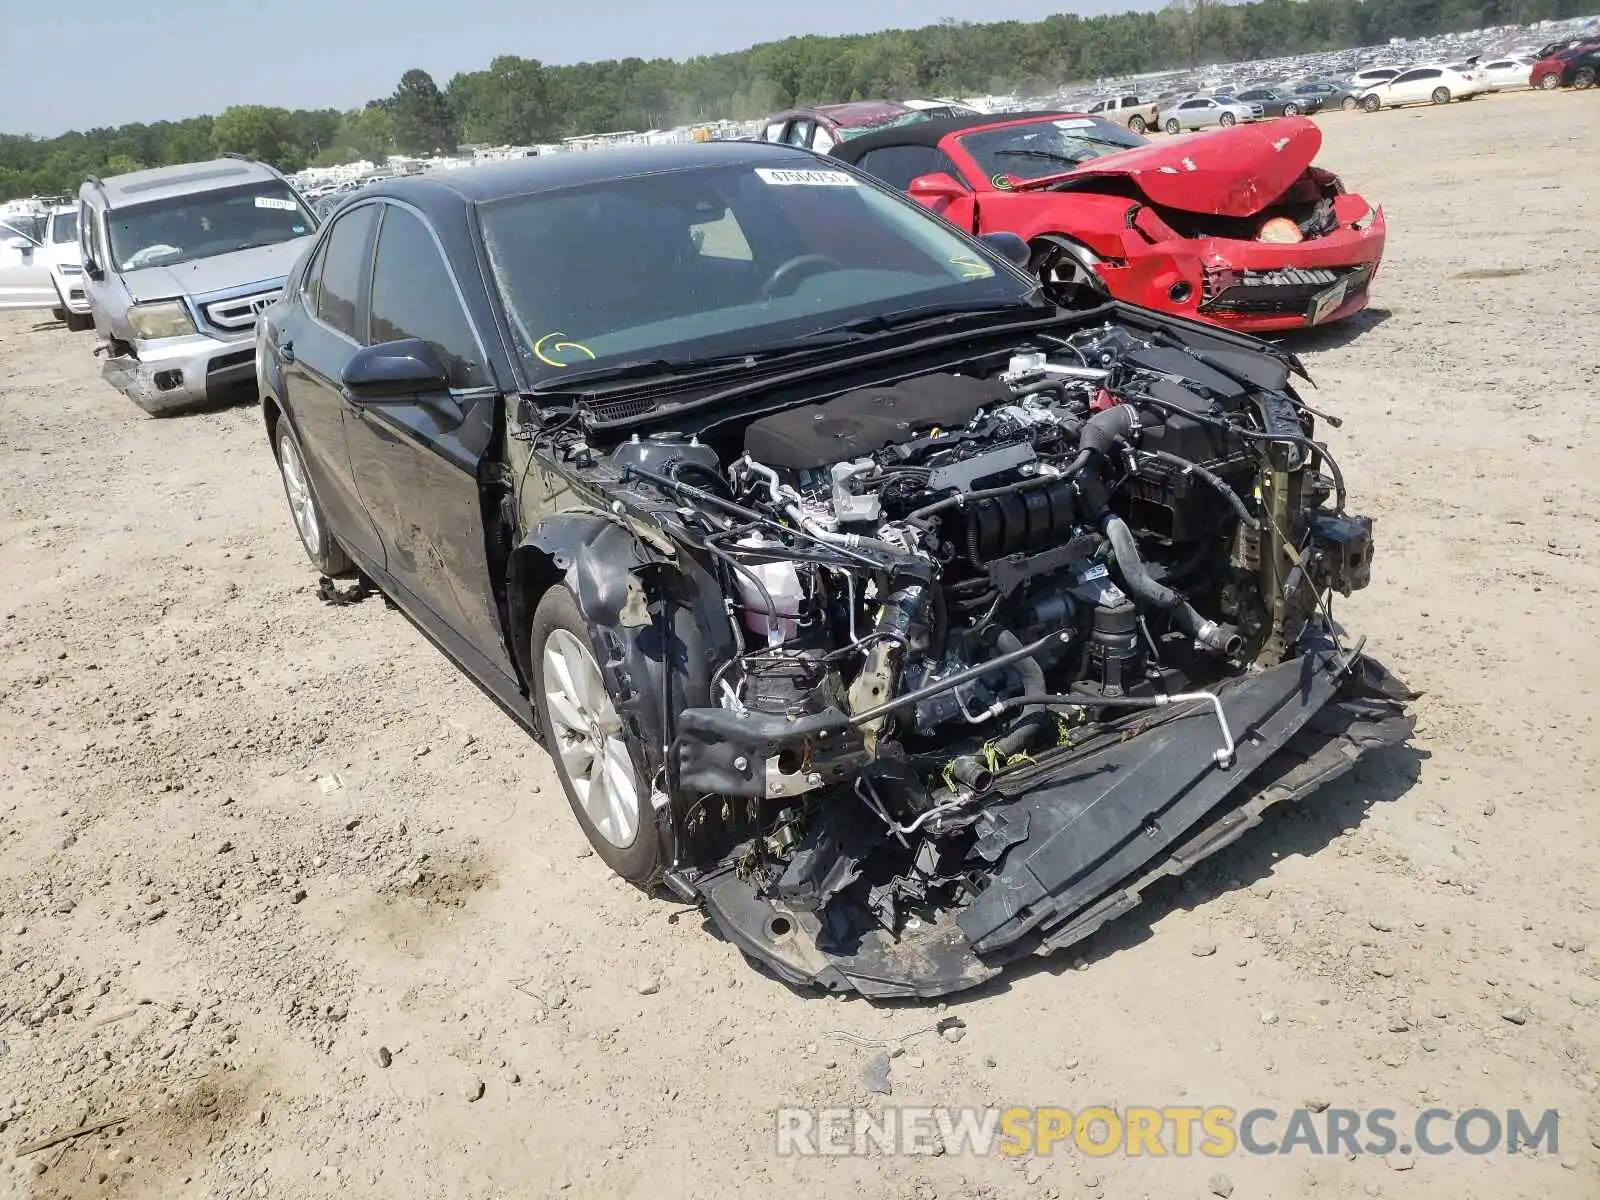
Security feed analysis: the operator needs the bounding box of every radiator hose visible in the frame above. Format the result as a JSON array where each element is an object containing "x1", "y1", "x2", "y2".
[{"x1": 1103, "y1": 515, "x2": 1242, "y2": 656}]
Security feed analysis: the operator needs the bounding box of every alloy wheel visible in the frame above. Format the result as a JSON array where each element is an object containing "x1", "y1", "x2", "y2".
[
  {"x1": 542, "y1": 628, "x2": 639, "y2": 848},
  {"x1": 277, "y1": 430, "x2": 322, "y2": 559}
]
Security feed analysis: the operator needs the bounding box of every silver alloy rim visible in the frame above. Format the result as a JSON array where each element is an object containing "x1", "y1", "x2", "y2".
[
  {"x1": 278, "y1": 430, "x2": 322, "y2": 558},
  {"x1": 542, "y1": 628, "x2": 639, "y2": 848}
]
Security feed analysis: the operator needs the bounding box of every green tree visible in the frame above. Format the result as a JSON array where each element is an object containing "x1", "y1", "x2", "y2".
[
  {"x1": 212, "y1": 105, "x2": 305, "y2": 171},
  {"x1": 333, "y1": 105, "x2": 396, "y2": 163},
  {"x1": 390, "y1": 69, "x2": 458, "y2": 155}
]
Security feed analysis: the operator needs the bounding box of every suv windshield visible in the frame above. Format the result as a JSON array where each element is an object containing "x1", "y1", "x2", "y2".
[
  {"x1": 107, "y1": 181, "x2": 314, "y2": 272},
  {"x1": 50, "y1": 212, "x2": 78, "y2": 243},
  {"x1": 836, "y1": 111, "x2": 933, "y2": 141},
  {"x1": 957, "y1": 116, "x2": 1146, "y2": 183},
  {"x1": 480, "y1": 162, "x2": 1035, "y2": 383}
]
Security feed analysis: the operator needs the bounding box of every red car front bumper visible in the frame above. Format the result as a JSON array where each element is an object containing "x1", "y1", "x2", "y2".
[{"x1": 1097, "y1": 195, "x2": 1386, "y2": 333}]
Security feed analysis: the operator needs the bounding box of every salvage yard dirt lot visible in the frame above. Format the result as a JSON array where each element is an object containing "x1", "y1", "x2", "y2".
[{"x1": 1, "y1": 89, "x2": 1597, "y2": 1200}]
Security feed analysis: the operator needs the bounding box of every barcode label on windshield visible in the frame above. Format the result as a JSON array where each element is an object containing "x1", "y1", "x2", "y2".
[
  {"x1": 254, "y1": 197, "x2": 298, "y2": 211},
  {"x1": 754, "y1": 168, "x2": 858, "y2": 187}
]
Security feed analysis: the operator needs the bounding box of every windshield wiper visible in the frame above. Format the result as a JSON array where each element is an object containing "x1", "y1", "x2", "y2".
[
  {"x1": 799, "y1": 299, "x2": 1047, "y2": 341},
  {"x1": 993, "y1": 148, "x2": 1091, "y2": 169},
  {"x1": 529, "y1": 343, "x2": 857, "y2": 393}
]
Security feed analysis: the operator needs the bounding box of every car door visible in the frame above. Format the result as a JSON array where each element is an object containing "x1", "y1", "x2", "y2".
[
  {"x1": 338, "y1": 201, "x2": 516, "y2": 680},
  {"x1": 1184, "y1": 99, "x2": 1215, "y2": 128},
  {"x1": 0, "y1": 215, "x2": 57, "y2": 310},
  {"x1": 277, "y1": 201, "x2": 387, "y2": 567},
  {"x1": 1387, "y1": 69, "x2": 1434, "y2": 103}
]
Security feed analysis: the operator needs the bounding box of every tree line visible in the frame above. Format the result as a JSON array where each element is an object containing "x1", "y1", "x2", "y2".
[{"x1": 1, "y1": 0, "x2": 1587, "y2": 197}]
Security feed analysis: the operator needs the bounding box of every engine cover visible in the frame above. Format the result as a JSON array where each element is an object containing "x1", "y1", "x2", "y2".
[{"x1": 743, "y1": 374, "x2": 1007, "y2": 471}]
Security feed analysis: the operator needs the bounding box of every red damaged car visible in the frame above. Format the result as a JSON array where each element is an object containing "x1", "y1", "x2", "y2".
[{"x1": 831, "y1": 110, "x2": 1385, "y2": 333}]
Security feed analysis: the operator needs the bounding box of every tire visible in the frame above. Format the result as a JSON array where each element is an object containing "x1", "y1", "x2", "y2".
[
  {"x1": 1431, "y1": 87, "x2": 1451, "y2": 105},
  {"x1": 1283, "y1": 103, "x2": 1300, "y2": 117},
  {"x1": 1128, "y1": 115, "x2": 1146, "y2": 135},
  {"x1": 1219, "y1": 112, "x2": 1237, "y2": 127},
  {"x1": 1537, "y1": 72, "x2": 1560, "y2": 90},
  {"x1": 1361, "y1": 94, "x2": 1382, "y2": 112},
  {"x1": 273, "y1": 418, "x2": 354, "y2": 576},
  {"x1": 1575, "y1": 67, "x2": 1597, "y2": 90},
  {"x1": 1164, "y1": 118, "x2": 1181, "y2": 135},
  {"x1": 530, "y1": 584, "x2": 659, "y2": 884},
  {"x1": 1341, "y1": 96, "x2": 1358, "y2": 111}
]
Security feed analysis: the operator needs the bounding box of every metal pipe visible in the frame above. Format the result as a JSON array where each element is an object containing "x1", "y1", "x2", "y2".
[{"x1": 846, "y1": 629, "x2": 1074, "y2": 726}]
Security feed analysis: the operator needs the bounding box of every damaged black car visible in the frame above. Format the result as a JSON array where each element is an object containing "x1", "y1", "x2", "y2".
[{"x1": 257, "y1": 142, "x2": 1413, "y2": 999}]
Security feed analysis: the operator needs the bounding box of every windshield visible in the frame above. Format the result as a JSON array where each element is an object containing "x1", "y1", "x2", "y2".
[
  {"x1": 835, "y1": 111, "x2": 933, "y2": 141},
  {"x1": 1, "y1": 214, "x2": 44, "y2": 244},
  {"x1": 50, "y1": 212, "x2": 78, "y2": 243},
  {"x1": 107, "y1": 181, "x2": 315, "y2": 272},
  {"x1": 480, "y1": 162, "x2": 1035, "y2": 383},
  {"x1": 956, "y1": 116, "x2": 1146, "y2": 184}
]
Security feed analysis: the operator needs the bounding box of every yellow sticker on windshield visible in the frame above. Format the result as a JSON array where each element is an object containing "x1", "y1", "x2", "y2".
[
  {"x1": 990, "y1": 173, "x2": 1016, "y2": 190},
  {"x1": 533, "y1": 332, "x2": 596, "y2": 367},
  {"x1": 950, "y1": 255, "x2": 992, "y2": 279}
]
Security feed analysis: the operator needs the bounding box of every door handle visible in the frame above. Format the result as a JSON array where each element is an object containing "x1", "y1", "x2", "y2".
[{"x1": 279, "y1": 340, "x2": 295, "y2": 364}]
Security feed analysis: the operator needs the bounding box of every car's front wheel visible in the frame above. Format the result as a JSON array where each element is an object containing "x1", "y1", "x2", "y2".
[
  {"x1": 1219, "y1": 112, "x2": 1237, "y2": 127},
  {"x1": 1128, "y1": 115, "x2": 1147, "y2": 134},
  {"x1": 1164, "y1": 118, "x2": 1181, "y2": 134},
  {"x1": 1537, "y1": 72, "x2": 1561, "y2": 90},
  {"x1": 1341, "y1": 95, "x2": 1358, "y2": 110},
  {"x1": 531, "y1": 584, "x2": 659, "y2": 884},
  {"x1": 1283, "y1": 103, "x2": 1300, "y2": 117},
  {"x1": 1361, "y1": 94, "x2": 1382, "y2": 112},
  {"x1": 274, "y1": 419, "x2": 353, "y2": 576},
  {"x1": 1431, "y1": 87, "x2": 1452, "y2": 104}
]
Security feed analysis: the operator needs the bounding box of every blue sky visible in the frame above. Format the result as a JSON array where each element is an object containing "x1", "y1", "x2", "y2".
[{"x1": 0, "y1": 0, "x2": 1153, "y2": 137}]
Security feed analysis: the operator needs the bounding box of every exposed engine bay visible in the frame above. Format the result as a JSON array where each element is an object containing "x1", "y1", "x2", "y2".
[{"x1": 572, "y1": 314, "x2": 1413, "y2": 997}]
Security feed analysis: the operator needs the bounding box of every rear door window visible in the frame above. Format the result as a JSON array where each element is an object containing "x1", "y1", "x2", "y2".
[
  {"x1": 367, "y1": 205, "x2": 487, "y2": 388},
  {"x1": 856, "y1": 145, "x2": 959, "y2": 191},
  {"x1": 314, "y1": 203, "x2": 378, "y2": 341}
]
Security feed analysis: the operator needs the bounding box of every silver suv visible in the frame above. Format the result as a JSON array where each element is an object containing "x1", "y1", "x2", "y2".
[{"x1": 79, "y1": 156, "x2": 319, "y2": 415}]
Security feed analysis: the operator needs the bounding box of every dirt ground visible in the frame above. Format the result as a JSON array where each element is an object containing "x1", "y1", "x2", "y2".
[{"x1": 0, "y1": 88, "x2": 1596, "y2": 1200}]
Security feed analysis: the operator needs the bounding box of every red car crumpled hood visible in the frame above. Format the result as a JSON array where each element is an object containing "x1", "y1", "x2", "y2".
[{"x1": 1019, "y1": 118, "x2": 1325, "y2": 219}]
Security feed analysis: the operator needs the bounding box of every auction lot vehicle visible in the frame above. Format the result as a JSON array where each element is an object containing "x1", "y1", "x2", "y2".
[
  {"x1": 1160, "y1": 94, "x2": 1263, "y2": 133},
  {"x1": 1357, "y1": 63, "x2": 1488, "y2": 110},
  {"x1": 1480, "y1": 57, "x2": 1536, "y2": 91},
  {"x1": 1530, "y1": 43, "x2": 1600, "y2": 89},
  {"x1": 79, "y1": 156, "x2": 318, "y2": 415},
  {"x1": 760, "y1": 101, "x2": 930, "y2": 153},
  {"x1": 44, "y1": 205, "x2": 93, "y2": 330},
  {"x1": 257, "y1": 143, "x2": 1410, "y2": 998},
  {"x1": 1233, "y1": 86, "x2": 1322, "y2": 117},
  {"x1": 832, "y1": 112, "x2": 1385, "y2": 334},
  {"x1": 0, "y1": 210, "x2": 57, "y2": 311},
  {"x1": 1085, "y1": 94, "x2": 1160, "y2": 135}
]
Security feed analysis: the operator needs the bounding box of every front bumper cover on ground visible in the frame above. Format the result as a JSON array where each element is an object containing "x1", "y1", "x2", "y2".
[{"x1": 690, "y1": 645, "x2": 1413, "y2": 999}]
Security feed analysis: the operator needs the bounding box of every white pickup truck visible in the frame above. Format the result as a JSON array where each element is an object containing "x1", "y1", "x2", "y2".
[{"x1": 1085, "y1": 94, "x2": 1161, "y2": 136}]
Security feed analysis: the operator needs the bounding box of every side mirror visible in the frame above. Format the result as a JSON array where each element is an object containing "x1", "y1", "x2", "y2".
[
  {"x1": 3, "y1": 236, "x2": 32, "y2": 253},
  {"x1": 342, "y1": 338, "x2": 450, "y2": 399},
  {"x1": 907, "y1": 172, "x2": 970, "y2": 201},
  {"x1": 979, "y1": 231, "x2": 1031, "y2": 270}
]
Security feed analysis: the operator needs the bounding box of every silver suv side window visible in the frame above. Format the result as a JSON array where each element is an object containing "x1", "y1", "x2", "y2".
[{"x1": 315, "y1": 204, "x2": 378, "y2": 341}]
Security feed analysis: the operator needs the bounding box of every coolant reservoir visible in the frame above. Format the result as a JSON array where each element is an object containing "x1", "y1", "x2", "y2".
[{"x1": 734, "y1": 535, "x2": 804, "y2": 644}]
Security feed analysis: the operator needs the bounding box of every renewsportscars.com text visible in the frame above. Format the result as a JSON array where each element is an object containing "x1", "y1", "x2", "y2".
[{"x1": 775, "y1": 1105, "x2": 1560, "y2": 1158}]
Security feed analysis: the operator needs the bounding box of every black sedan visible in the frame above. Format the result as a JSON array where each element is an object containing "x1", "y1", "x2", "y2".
[
  {"x1": 256, "y1": 141, "x2": 1410, "y2": 997},
  {"x1": 1233, "y1": 86, "x2": 1324, "y2": 117},
  {"x1": 1291, "y1": 79, "x2": 1361, "y2": 111}
]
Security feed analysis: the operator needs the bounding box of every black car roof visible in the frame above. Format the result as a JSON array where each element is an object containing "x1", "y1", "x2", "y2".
[
  {"x1": 350, "y1": 140, "x2": 827, "y2": 212},
  {"x1": 828, "y1": 111, "x2": 1076, "y2": 162}
]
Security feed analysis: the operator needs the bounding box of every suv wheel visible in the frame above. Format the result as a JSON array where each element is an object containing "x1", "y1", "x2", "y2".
[
  {"x1": 274, "y1": 419, "x2": 353, "y2": 576},
  {"x1": 531, "y1": 585, "x2": 660, "y2": 884}
]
